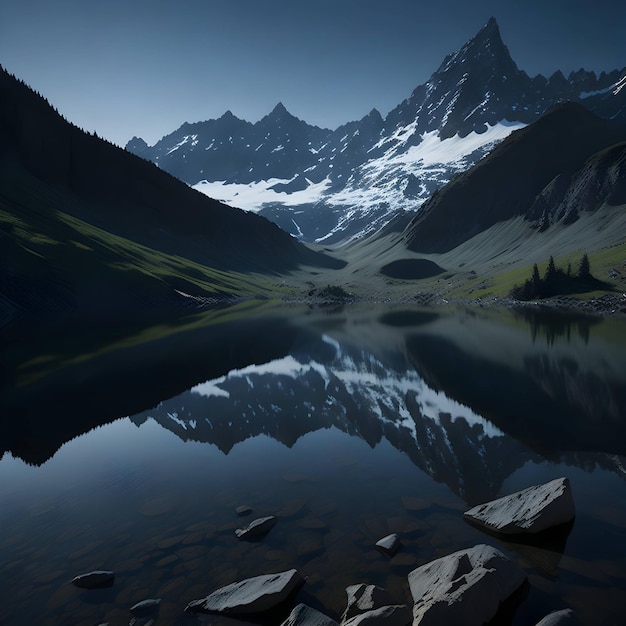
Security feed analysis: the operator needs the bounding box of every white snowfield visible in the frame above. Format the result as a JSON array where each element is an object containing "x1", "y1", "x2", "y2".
[{"x1": 192, "y1": 121, "x2": 524, "y2": 225}]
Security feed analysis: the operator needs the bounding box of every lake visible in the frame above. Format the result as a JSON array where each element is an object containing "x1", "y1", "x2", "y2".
[{"x1": 1, "y1": 303, "x2": 626, "y2": 625}]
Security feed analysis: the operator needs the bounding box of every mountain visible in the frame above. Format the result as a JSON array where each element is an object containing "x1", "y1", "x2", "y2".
[
  {"x1": 404, "y1": 103, "x2": 626, "y2": 253},
  {"x1": 0, "y1": 66, "x2": 342, "y2": 323},
  {"x1": 127, "y1": 18, "x2": 626, "y2": 243}
]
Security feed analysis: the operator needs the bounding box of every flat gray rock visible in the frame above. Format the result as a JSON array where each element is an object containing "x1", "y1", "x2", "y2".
[
  {"x1": 535, "y1": 608, "x2": 578, "y2": 625},
  {"x1": 342, "y1": 605, "x2": 411, "y2": 625},
  {"x1": 464, "y1": 477, "x2": 575, "y2": 535},
  {"x1": 376, "y1": 533, "x2": 401, "y2": 557},
  {"x1": 281, "y1": 603, "x2": 339, "y2": 626},
  {"x1": 71, "y1": 570, "x2": 115, "y2": 589},
  {"x1": 408, "y1": 544, "x2": 526, "y2": 626},
  {"x1": 185, "y1": 569, "x2": 304, "y2": 615},
  {"x1": 342, "y1": 584, "x2": 396, "y2": 622},
  {"x1": 235, "y1": 515, "x2": 277, "y2": 540}
]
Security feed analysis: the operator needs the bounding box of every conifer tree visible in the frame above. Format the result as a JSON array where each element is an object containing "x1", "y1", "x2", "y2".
[
  {"x1": 545, "y1": 256, "x2": 557, "y2": 282},
  {"x1": 578, "y1": 253, "x2": 591, "y2": 279},
  {"x1": 532, "y1": 263, "x2": 541, "y2": 289}
]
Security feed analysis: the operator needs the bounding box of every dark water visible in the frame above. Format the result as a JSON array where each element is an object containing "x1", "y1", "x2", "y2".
[{"x1": 1, "y1": 304, "x2": 626, "y2": 625}]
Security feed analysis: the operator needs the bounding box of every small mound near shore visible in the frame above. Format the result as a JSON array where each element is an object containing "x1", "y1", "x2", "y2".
[{"x1": 380, "y1": 259, "x2": 446, "y2": 280}]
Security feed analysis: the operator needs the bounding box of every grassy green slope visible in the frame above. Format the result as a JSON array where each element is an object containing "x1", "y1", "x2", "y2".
[{"x1": 0, "y1": 166, "x2": 293, "y2": 320}]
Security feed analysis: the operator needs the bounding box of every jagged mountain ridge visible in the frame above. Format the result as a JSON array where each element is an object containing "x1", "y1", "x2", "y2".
[{"x1": 127, "y1": 18, "x2": 626, "y2": 243}]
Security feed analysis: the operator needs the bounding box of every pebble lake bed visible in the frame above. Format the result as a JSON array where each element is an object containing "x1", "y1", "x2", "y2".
[{"x1": 1, "y1": 304, "x2": 626, "y2": 625}]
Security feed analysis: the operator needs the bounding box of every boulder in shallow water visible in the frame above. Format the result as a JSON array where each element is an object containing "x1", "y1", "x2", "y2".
[
  {"x1": 235, "y1": 515, "x2": 277, "y2": 540},
  {"x1": 342, "y1": 604, "x2": 412, "y2": 625},
  {"x1": 376, "y1": 533, "x2": 401, "y2": 557},
  {"x1": 342, "y1": 584, "x2": 396, "y2": 622},
  {"x1": 185, "y1": 569, "x2": 304, "y2": 615},
  {"x1": 464, "y1": 477, "x2": 575, "y2": 535},
  {"x1": 130, "y1": 598, "x2": 161, "y2": 617},
  {"x1": 71, "y1": 570, "x2": 115, "y2": 589},
  {"x1": 408, "y1": 543, "x2": 526, "y2": 626},
  {"x1": 281, "y1": 603, "x2": 339, "y2": 625},
  {"x1": 535, "y1": 608, "x2": 578, "y2": 625}
]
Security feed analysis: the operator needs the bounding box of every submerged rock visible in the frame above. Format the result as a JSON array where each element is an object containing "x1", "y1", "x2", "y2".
[
  {"x1": 130, "y1": 598, "x2": 161, "y2": 617},
  {"x1": 535, "y1": 608, "x2": 578, "y2": 625},
  {"x1": 235, "y1": 515, "x2": 278, "y2": 540},
  {"x1": 342, "y1": 584, "x2": 396, "y2": 622},
  {"x1": 343, "y1": 605, "x2": 412, "y2": 625},
  {"x1": 71, "y1": 570, "x2": 115, "y2": 589},
  {"x1": 376, "y1": 533, "x2": 401, "y2": 557},
  {"x1": 408, "y1": 544, "x2": 526, "y2": 626},
  {"x1": 281, "y1": 603, "x2": 339, "y2": 625},
  {"x1": 185, "y1": 569, "x2": 304, "y2": 615},
  {"x1": 236, "y1": 505, "x2": 253, "y2": 517},
  {"x1": 464, "y1": 477, "x2": 575, "y2": 535}
]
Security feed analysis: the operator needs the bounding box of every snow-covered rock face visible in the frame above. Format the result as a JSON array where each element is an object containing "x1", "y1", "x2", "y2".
[
  {"x1": 408, "y1": 544, "x2": 526, "y2": 626},
  {"x1": 463, "y1": 477, "x2": 576, "y2": 535},
  {"x1": 127, "y1": 17, "x2": 625, "y2": 243}
]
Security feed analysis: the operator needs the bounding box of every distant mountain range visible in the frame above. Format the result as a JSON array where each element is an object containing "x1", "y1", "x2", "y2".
[{"x1": 127, "y1": 17, "x2": 626, "y2": 243}]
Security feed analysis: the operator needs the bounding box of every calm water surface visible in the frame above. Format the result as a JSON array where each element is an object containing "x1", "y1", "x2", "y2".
[{"x1": 1, "y1": 305, "x2": 626, "y2": 625}]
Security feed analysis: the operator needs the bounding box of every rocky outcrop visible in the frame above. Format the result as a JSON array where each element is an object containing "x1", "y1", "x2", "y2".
[
  {"x1": 184, "y1": 569, "x2": 304, "y2": 615},
  {"x1": 463, "y1": 477, "x2": 575, "y2": 535},
  {"x1": 281, "y1": 603, "x2": 339, "y2": 626},
  {"x1": 71, "y1": 570, "x2": 115, "y2": 589},
  {"x1": 408, "y1": 544, "x2": 526, "y2": 625}
]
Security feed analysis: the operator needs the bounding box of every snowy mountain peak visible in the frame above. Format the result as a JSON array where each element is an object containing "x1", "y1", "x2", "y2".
[
  {"x1": 128, "y1": 17, "x2": 626, "y2": 244},
  {"x1": 436, "y1": 16, "x2": 517, "y2": 79},
  {"x1": 264, "y1": 101, "x2": 302, "y2": 124},
  {"x1": 270, "y1": 101, "x2": 288, "y2": 115}
]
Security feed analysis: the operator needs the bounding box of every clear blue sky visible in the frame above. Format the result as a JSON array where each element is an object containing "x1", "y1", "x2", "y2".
[{"x1": 1, "y1": 0, "x2": 624, "y2": 146}]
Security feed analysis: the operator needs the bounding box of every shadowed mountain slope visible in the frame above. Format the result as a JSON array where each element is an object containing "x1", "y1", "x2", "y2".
[
  {"x1": 0, "y1": 67, "x2": 342, "y2": 320},
  {"x1": 404, "y1": 103, "x2": 626, "y2": 253}
]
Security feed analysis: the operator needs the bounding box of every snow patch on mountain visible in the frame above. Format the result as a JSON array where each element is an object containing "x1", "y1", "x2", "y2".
[
  {"x1": 191, "y1": 121, "x2": 524, "y2": 223},
  {"x1": 192, "y1": 177, "x2": 332, "y2": 212},
  {"x1": 321, "y1": 121, "x2": 525, "y2": 230}
]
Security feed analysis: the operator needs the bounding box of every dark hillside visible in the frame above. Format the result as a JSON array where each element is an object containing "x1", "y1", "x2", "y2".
[
  {"x1": 0, "y1": 66, "x2": 342, "y2": 318},
  {"x1": 404, "y1": 103, "x2": 626, "y2": 253}
]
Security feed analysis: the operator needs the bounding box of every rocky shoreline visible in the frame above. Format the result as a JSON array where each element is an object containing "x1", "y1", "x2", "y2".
[{"x1": 74, "y1": 478, "x2": 579, "y2": 626}]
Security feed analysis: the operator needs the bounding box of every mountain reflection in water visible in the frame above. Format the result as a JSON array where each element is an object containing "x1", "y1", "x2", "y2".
[
  {"x1": 1, "y1": 305, "x2": 626, "y2": 626},
  {"x1": 132, "y1": 307, "x2": 626, "y2": 505}
]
